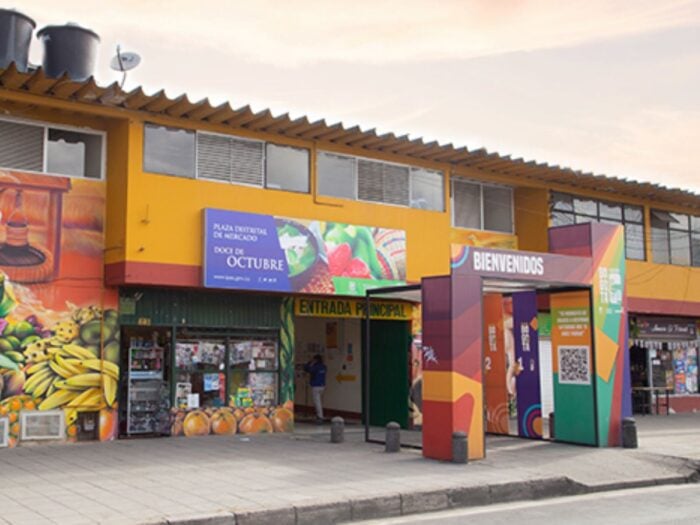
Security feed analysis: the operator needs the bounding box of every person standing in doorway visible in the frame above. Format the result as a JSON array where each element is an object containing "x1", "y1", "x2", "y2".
[{"x1": 304, "y1": 354, "x2": 327, "y2": 423}]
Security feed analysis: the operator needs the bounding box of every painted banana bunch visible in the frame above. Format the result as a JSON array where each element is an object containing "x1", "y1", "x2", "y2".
[{"x1": 24, "y1": 344, "x2": 118, "y2": 411}]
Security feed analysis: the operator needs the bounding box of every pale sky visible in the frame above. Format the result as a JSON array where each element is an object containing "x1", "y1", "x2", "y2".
[{"x1": 19, "y1": 0, "x2": 700, "y2": 194}]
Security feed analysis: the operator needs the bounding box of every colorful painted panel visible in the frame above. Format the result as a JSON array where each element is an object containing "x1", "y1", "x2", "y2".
[
  {"x1": 483, "y1": 294, "x2": 508, "y2": 434},
  {"x1": 512, "y1": 291, "x2": 543, "y2": 439},
  {"x1": 0, "y1": 171, "x2": 117, "y2": 447},
  {"x1": 409, "y1": 303, "x2": 423, "y2": 428},
  {"x1": 589, "y1": 225, "x2": 627, "y2": 445},
  {"x1": 204, "y1": 209, "x2": 405, "y2": 296}
]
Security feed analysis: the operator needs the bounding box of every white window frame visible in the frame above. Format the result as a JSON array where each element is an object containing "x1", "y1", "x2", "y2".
[
  {"x1": 317, "y1": 150, "x2": 444, "y2": 211},
  {"x1": 195, "y1": 130, "x2": 312, "y2": 193},
  {"x1": 450, "y1": 178, "x2": 514, "y2": 234},
  {"x1": 316, "y1": 150, "x2": 359, "y2": 200},
  {"x1": 19, "y1": 410, "x2": 65, "y2": 441},
  {"x1": 264, "y1": 142, "x2": 310, "y2": 194},
  {"x1": 0, "y1": 115, "x2": 107, "y2": 180}
]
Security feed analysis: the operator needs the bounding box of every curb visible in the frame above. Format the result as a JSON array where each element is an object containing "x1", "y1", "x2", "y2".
[{"x1": 159, "y1": 471, "x2": 699, "y2": 525}]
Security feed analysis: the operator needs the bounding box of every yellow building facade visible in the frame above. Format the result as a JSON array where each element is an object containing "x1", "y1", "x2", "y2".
[{"x1": 0, "y1": 65, "x2": 698, "y2": 448}]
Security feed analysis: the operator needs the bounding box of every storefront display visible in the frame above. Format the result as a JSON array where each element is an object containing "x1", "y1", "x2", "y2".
[
  {"x1": 166, "y1": 330, "x2": 286, "y2": 437},
  {"x1": 630, "y1": 316, "x2": 700, "y2": 413},
  {"x1": 122, "y1": 330, "x2": 170, "y2": 436}
]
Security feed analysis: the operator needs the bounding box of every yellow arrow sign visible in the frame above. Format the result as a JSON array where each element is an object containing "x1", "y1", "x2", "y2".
[{"x1": 335, "y1": 373, "x2": 356, "y2": 383}]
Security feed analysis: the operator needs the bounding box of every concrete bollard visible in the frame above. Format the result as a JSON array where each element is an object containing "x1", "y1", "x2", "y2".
[
  {"x1": 622, "y1": 417, "x2": 638, "y2": 448},
  {"x1": 330, "y1": 416, "x2": 344, "y2": 443},
  {"x1": 385, "y1": 422, "x2": 401, "y2": 453},
  {"x1": 549, "y1": 412, "x2": 555, "y2": 440},
  {"x1": 452, "y1": 431, "x2": 468, "y2": 464}
]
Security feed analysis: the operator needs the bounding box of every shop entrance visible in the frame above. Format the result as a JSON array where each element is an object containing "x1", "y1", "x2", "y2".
[
  {"x1": 481, "y1": 289, "x2": 596, "y2": 446},
  {"x1": 293, "y1": 296, "x2": 415, "y2": 426},
  {"x1": 419, "y1": 223, "x2": 630, "y2": 461},
  {"x1": 294, "y1": 316, "x2": 364, "y2": 422}
]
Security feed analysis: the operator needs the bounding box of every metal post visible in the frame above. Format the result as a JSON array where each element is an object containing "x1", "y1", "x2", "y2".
[
  {"x1": 385, "y1": 422, "x2": 400, "y2": 452},
  {"x1": 331, "y1": 416, "x2": 344, "y2": 443},
  {"x1": 549, "y1": 412, "x2": 555, "y2": 440},
  {"x1": 364, "y1": 293, "x2": 371, "y2": 443},
  {"x1": 451, "y1": 432, "x2": 468, "y2": 463},
  {"x1": 622, "y1": 417, "x2": 638, "y2": 448}
]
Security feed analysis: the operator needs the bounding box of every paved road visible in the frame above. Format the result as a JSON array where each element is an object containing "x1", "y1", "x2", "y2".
[{"x1": 356, "y1": 483, "x2": 700, "y2": 524}]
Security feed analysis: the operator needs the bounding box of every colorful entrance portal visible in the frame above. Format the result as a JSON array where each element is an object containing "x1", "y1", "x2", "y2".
[{"x1": 421, "y1": 223, "x2": 630, "y2": 461}]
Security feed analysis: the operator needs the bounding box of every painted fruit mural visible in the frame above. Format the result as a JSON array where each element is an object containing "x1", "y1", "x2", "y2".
[{"x1": 0, "y1": 171, "x2": 116, "y2": 448}]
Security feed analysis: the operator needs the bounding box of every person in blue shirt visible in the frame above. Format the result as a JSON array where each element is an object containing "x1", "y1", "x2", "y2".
[{"x1": 304, "y1": 354, "x2": 327, "y2": 423}]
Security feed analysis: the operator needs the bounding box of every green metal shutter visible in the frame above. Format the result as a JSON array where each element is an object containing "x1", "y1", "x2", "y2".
[{"x1": 119, "y1": 288, "x2": 282, "y2": 329}]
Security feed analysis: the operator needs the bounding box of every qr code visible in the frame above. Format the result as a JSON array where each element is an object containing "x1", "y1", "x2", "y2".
[{"x1": 558, "y1": 346, "x2": 591, "y2": 385}]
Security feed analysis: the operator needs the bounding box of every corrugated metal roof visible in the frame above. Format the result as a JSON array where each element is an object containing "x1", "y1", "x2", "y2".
[{"x1": 1, "y1": 63, "x2": 698, "y2": 210}]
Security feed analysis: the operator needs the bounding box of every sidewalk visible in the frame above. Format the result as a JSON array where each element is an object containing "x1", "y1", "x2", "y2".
[{"x1": 0, "y1": 416, "x2": 698, "y2": 525}]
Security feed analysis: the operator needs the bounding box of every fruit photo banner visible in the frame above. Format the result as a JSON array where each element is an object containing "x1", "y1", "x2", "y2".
[
  {"x1": 0, "y1": 171, "x2": 118, "y2": 448},
  {"x1": 203, "y1": 209, "x2": 406, "y2": 296}
]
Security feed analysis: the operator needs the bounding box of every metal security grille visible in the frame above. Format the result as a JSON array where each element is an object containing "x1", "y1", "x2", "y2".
[
  {"x1": 197, "y1": 132, "x2": 264, "y2": 186},
  {"x1": 0, "y1": 120, "x2": 44, "y2": 172},
  {"x1": 20, "y1": 410, "x2": 65, "y2": 440}
]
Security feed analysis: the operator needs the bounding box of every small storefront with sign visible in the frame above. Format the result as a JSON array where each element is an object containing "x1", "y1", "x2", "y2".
[
  {"x1": 111, "y1": 208, "x2": 410, "y2": 440},
  {"x1": 116, "y1": 289, "x2": 294, "y2": 439},
  {"x1": 630, "y1": 316, "x2": 699, "y2": 413},
  {"x1": 293, "y1": 296, "x2": 415, "y2": 425}
]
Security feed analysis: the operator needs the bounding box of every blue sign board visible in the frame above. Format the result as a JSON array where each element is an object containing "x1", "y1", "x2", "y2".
[{"x1": 203, "y1": 208, "x2": 292, "y2": 291}]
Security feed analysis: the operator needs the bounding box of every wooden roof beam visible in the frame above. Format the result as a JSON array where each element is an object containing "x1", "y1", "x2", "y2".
[
  {"x1": 206, "y1": 103, "x2": 238, "y2": 124},
  {"x1": 261, "y1": 115, "x2": 307, "y2": 134},
  {"x1": 0, "y1": 63, "x2": 28, "y2": 89},
  {"x1": 243, "y1": 111, "x2": 280, "y2": 130},
  {"x1": 318, "y1": 125, "x2": 359, "y2": 142},
  {"x1": 183, "y1": 100, "x2": 220, "y2": 120},
  {"x1": 143, "y1": 93, "x2": 182, "y2": 113}
]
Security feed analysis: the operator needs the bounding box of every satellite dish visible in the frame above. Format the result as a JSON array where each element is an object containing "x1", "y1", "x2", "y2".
[
  {"x1": 110, "y1": 50, "x2": 141, "y2": 72},
  {"x1": 110, "y1": 45, "x2": 141, "y2": 87}
]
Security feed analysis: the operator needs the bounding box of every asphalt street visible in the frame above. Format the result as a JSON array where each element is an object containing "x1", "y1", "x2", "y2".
[{"x1": 355, "y1": 483, "x2": 700, "y2": 525}]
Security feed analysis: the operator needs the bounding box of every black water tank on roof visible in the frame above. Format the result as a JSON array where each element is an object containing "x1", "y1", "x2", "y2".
[
  {"x1": 36, "y1": 22, "x2": 100, "y2": 81},
  {"x1": 0, "y1": 8, "x2": 36, "y2": 72}
]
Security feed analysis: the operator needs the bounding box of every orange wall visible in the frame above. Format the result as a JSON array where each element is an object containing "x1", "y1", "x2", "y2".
[
  {"x1": 627, "y1": 260, "x2": 700, "y2": 315},
  {"x1": 121, "y1": 122, "x2": 452, "y2": 283},
  {"x1": 514, "y1": 186, "x2": 549, "y2": 252}
]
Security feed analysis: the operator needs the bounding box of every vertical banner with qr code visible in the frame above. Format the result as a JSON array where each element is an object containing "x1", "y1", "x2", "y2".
[{"x1": 551, "y1": 290, "x2": 597, "y2": 446}]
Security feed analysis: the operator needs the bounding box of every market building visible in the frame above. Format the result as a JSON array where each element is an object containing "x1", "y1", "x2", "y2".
[{"x1": 0, "y1": 11, "x2": 698, "y2": 455}]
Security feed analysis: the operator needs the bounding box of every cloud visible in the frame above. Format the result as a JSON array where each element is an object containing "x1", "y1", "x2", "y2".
[{"x1": 22, "y1": 0, "x2": 700, "y2": 67}]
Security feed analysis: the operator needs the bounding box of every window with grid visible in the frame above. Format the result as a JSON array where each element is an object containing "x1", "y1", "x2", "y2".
[
  {"x1": 0, "y1": 118, "x2": 104, "y2": 179},
  {"x1": 650, "y1": 209, "x2": 700, "y2": 267},
  {"x1": 317, "y1": 151, "x2": 444, "y2": 211},
  {"x1": 550, "y1": 192, "x2": 645, "y2": 260},
  {"x1": 451, "y1": 179, "x2": 513, "y2": 233}
]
